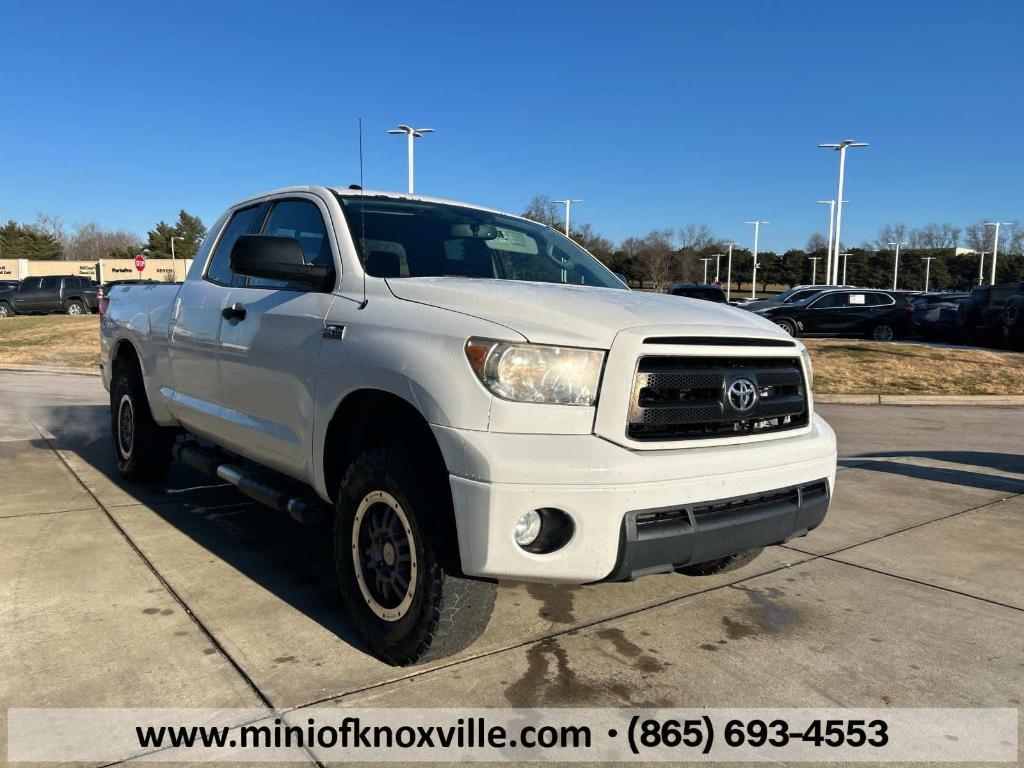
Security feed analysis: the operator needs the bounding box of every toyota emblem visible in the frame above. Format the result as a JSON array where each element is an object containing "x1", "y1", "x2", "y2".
[{"x1": 727, "y1": 378, "x2": 758, "y2": 412}]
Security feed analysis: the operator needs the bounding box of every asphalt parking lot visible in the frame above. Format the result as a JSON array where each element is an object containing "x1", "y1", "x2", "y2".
[{"x1": 1, "y1": 370, "x2": 1022, "y2": 765}]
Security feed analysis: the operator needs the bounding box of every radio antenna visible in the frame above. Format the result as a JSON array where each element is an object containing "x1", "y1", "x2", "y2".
[{"x1": 357, "y1": 117, "x2": 368, "y2": 309}]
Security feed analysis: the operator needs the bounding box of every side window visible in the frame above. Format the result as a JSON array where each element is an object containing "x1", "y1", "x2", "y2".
[
  {"x1": 813, "y1": 292, "x2": 848, "y2": 309},
  {"x1": 205, "y1": 205, "x2": 262, "y2": 287},
  {"x1": 40, "y1": 276, "x2": 61, "y2": 290},
  {"x1": 249, "y1": 199, "x2": 334, "y2": 290}
]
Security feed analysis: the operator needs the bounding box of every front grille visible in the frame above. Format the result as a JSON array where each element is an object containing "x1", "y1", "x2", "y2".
[{"x1": 627, "y1": 355, "x2": 808, "y2": 441}]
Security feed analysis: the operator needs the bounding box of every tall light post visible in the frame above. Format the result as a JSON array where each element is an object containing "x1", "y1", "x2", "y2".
[
  {"x1": 386, "y1": 124, "x2": 435, "y2": 193},
  {"x1": 819, "y1": 140, "x2": 868, "y2": 285},
  {"x1": 170, "y1": 236, "x2": 183, "y2": 279},
  {"x1": 724, "y1": 242, "x2": 739, "y2": 302},
  {"x1": 815, "y1": 200, "x2": 836, "y2": 285},
  {"x1": 921, "y1": 256, "x2": 935, "y2": 291},
  {"x1": 745, "y1": 221, "x2": 769, "y2": 300},
  {"x1": 699, "y1": 257, "x2": 713, "y2": 284},
  {"x1": 808, "y1": 256, "x2": 820, "y2": 285},
  {"x1": 888, "y1": 240, "x2": 906, "y2": 291},
  {"x1": 553, "y1": 199, "x2": 583, "y2": 237},
  {"x1": 838, "y1": 252, "x2": 852, "y2": 285},
  {"x1": 714, "y1": 253, "x2": 722, "y2": 282},
  {"x1": 984, "y1": 221, "x2": 1012, "y2": 285},
  {"x1": 977, "y1": 251, "x2": 989, "y2": 286}
]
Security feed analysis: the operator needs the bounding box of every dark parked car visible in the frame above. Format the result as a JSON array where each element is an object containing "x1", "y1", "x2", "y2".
[
  {"x1": 756, "y1": 288, "x2": 913, "y2": 340},
  {"x1": 667, "y1": 283, "x2": 727, "y2": 303},
  {"x1": 911, "y1": 292, "x2": 970, "y2": 340},
  {"x1": 0, "y1": 279, "x2": 21, "y2": 292},
  {"x1": 741, "y1": 284, "x2": 856, "y2": 312},
  {"x1": 959, "y1": 282, "x2": 1024, "y2": 348},
  {"x1": 0, "y1": 275, "x2": 99, "y2": 318}
]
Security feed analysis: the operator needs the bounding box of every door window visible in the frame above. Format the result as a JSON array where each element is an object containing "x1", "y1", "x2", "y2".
[
  {"x1": 811, "y1": 292, "x2": 848, "y2": 309},
  {"x1": 205, "y1": 205, "x2": 262, "y2": 287},
  {"x1": 249, "y1": 199, "x2": 334, "y2": 290}
]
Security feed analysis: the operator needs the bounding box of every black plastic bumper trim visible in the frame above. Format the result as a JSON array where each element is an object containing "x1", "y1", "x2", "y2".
[{"x1": 600, "y1": 480, "x2": 830, "y2": 582}]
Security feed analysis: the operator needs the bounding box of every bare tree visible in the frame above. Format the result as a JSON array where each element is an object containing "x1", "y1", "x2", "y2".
[
  {"x1": 521, "y1": 196, "x2": 561, "y2": 229},
  {"x1": 962, "y1": 221, "x2": 991, "y2": 252},
  {"x1": 632, "y1": 229, "x2": 676, "y2": 291},
  {"x1": 64, "y1": 222, "x2": 143, "y2": 261},
  {"x1": 32, "y1": 213, "x2": 67, "y2": 250},
  {"x1": 806, "y1": 233, "x2": 828, "y2": 253},
  {"x1": 875, "y1": 223, "x2": 908, "y2": 250}
]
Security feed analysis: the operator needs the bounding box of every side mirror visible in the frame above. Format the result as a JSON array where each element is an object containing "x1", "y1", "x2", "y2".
[{"x1": 230, "y1": 235, "x2": 331, "y2": 288}]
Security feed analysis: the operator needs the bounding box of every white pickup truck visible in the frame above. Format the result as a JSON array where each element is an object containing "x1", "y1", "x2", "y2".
[{"x1": 101, "y1": 186, "x2": 836, "y2": 666}]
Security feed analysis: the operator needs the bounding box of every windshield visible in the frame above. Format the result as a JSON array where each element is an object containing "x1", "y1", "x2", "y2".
[{"x1": 337, "y1": 195, "x2": 626, "y2": 289}]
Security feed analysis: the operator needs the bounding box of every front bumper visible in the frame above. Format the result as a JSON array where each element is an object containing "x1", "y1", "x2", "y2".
[{"x1": 434, "y1": 414, "x2": 837, "y2": 583}]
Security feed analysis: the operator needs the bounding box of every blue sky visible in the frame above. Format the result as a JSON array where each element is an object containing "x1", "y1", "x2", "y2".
[{"x1": 2, "y1": 0, "x2": 1022, "y2": 252}]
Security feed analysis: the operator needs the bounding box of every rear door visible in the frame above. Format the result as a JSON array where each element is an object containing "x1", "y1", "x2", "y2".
[
  {"x1": 167, "y1": 205, "x2": 261, "y2": 440},
  {"x1": 215, "y1": 194, "x2": 339, "y2": 480}
]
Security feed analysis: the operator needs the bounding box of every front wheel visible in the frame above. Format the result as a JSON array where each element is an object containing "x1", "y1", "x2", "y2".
[
  {"x1": 774, "y1": 319, "x2": 797, "y2": 337},
  {"x1": 871, "y1": 323, "x2": 895, "y2": 342},
  {"x1": 335, "y1": 447, "x2": 496, "y2": 666}
]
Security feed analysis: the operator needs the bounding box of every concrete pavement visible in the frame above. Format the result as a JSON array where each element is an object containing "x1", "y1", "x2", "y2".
[{"x1": 0, "y1": 373, "x2": 1022, "y2": 766}]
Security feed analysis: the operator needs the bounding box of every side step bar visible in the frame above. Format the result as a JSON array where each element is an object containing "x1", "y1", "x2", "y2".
[{"x1": 173, "y1": 440, "x2": 331, "y2": 525}]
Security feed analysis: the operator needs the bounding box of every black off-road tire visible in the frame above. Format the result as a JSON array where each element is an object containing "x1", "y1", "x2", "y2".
[
  {"x1": 110, "y1": 360, "x2": 173, "y2": 482},
  {"x1": 335, "y1": 447, "x2": 496, "y2": 666},
  {"x1": 0, "y1": 301, "x2": 13, "y2": 318},
  {"x1": 676, "y1": 547, "x2": 764, "y2": 577},
  {"x1": 65, "y1": 299, "x2": 86, "y2": 316}
]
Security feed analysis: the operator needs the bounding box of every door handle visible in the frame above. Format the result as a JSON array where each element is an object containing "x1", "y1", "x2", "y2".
[{"x1": 222, "y1": 303, "x2": 247, "y2": 321}]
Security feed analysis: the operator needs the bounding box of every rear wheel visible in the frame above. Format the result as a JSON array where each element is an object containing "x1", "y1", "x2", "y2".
[
  {"x1": 0, "y1": 301, "x2": 12, "y2": 318},
  {"x1": 110, "y1": 360, "x2": 173, "y2": 482},
  {"x1": 676, "y1": 547, "x2": 764, "y2": 576},
  {"x1": 774, "y1": 319, "x2": 797, "y2": 337},
  {"x1": 65, "y1": 300, "x2": 86, "y2": 316},
  {"x1": 871, "y1": 323, "x2": 895, "y2": 342},
  {"x1": 335, "y1": 447, "x2": 495, "y2": 666}
]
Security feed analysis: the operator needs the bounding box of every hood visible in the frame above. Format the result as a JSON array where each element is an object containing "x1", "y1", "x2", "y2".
[{"x1": 385, "y1": 277, "x2": 788, "y2": 347}]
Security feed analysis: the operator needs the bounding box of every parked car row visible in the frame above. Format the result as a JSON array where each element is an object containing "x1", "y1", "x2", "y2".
[{"x1": 664, "y1": 281, "x2": 1024, "y2": 350}]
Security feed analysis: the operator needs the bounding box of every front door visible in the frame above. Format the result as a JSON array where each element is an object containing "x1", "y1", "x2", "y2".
[
  {"x1": 215, "y1": 195, "x2": 339, "y2": 481},
  {"x1": 11, "y1": 279, "x2": 43, "y2": 312}
]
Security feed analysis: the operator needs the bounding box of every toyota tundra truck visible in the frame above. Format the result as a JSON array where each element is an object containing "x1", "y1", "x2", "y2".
[{"x1": 100, "y1": 186, "x2": 836, "y2": 666}]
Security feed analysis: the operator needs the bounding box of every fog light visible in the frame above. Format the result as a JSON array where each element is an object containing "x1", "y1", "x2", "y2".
[{"x1": 513, "y1": 510, "x2": 542, "y2": 547}]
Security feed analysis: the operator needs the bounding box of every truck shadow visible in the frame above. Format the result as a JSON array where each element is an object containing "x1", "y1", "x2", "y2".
[
  {"x1": 30, "y1": 402, "x2": 366, "y2": 651},
  {"x1": 840, "y1": 450, "x2": 1024, "y2": 494}
]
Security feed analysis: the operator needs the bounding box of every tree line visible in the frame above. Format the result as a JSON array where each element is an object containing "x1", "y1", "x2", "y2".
[
  {"x1": 521, "y1": 196, "x2": 1023, "y2": 291},
  {"x1": 0, "y1": 211, "x2": 207, "y2": 263}
]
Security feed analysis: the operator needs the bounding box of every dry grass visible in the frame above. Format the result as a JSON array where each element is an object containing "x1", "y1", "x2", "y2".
[
  {"x1": 2, "y1": 316, "x2": 1023, "y2": 395},
  {"x1": 805, "y1": 339, "x2": 1024, "y2": 395},
  {"x1": 0, "y1": 315, "x2": 100, "y2": 370}
]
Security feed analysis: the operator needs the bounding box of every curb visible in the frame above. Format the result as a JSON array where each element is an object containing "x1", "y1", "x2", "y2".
[
  {"x1": 0, "y1": 364, "x2": 100, "y2": 377},
  {"x1": 816, "y1": 393, "x2": 1024, "y2": 406}
]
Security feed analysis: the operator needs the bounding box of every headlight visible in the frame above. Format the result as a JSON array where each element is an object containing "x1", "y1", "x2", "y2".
[
  {"x1": 800, "y1": 346, "x2": 814, "y2": 388},
  {"x1": 465, "y1": 338, "x2": 605, "y2": 406}
]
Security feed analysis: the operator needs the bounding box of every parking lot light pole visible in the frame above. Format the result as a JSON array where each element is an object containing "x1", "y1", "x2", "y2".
[
  {"x1": 386, "y1": 125, "x2": 435, "y2": 194},
  {"x1": 714, "y1": 253, "x2": 722, "y2": 282},
  {"x1": 170, "y1": 236, "x2": 183, "y2": 279},
  {"x1": 745, "y1": 221, "x2": 769, "y2": 300},
  {"x1": 816, "y1": 200, "x2": 836, "y2": 285},
  {"x1": 553, "y1": 199, "x2": 583, "y2": 237},
  {"x1": 808, "y1": 256, "x2": 820, "y2": 285},
  {"x1": 888, "y1": 240, "x2": 906, "y2": 291},
  {"x1": 839, "y1": 252, "x2": 852, "y2": 285},
  {"x1": 984, "y1": 222, "x2": 1012, "y2": 285},
  {"x1": 921, "y1": 256, "x2": 935, "y2": 291},
  {"x1": 725, "y1": 242, "x2": 738, "y2": 302},
  {"x1": 699, "y1": 257, "x2": 713, "y2": 284},
  {"x1": 819, "y1": 140, "x2": 868, "y2": 285},
  {"x1": 977, "y1": 251, "x2": 989, "y2": 286}
]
